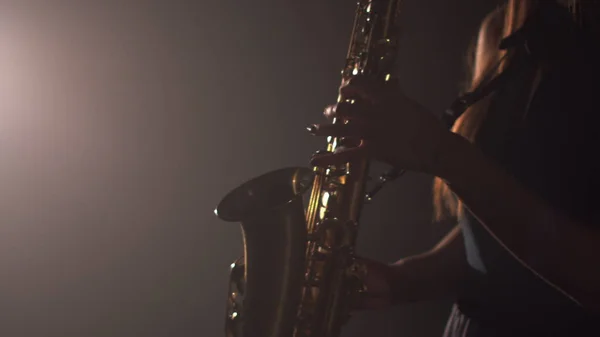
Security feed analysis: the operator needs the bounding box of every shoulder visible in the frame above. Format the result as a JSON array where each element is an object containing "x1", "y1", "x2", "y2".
[
  {"x1": 479, "y1": 5, "x2": 506, "y2": 40},
  {"x1": 478, "y1": 5, "x2": 506, "y2": 50},
  {"x1": 471, "y1": 5, "x2": 506, "y2": 85}
]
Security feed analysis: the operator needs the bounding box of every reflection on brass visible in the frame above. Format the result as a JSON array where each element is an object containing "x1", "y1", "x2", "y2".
[{"x1": 215, "y1": 1, "x2": 403, "y2": 336}]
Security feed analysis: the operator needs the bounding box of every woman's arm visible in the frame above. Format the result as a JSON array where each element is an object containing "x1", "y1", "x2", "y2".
[
  {"x1": 433, "y1": 3, "x2": 600, "y2": 310},
  {"x1": 438, "y1": 132, "x2": 600, "y2": 310},
  {"x1": 361, "y1": 225, "x2": 467, "y2": 309},
  {"x1": 389, "y1": 224, "x2": 467, "y2": 304},
  {"x1": 309, "y1": 1, "x2": 599, "y2": 311}
]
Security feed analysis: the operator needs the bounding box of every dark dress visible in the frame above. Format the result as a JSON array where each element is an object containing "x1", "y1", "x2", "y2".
[{"x1": 443, "y1": 4, "x2": 600, "y2": 337}]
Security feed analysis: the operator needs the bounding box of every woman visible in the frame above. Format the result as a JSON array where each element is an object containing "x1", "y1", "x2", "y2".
[{"x1": 309, "y1": 0, "x2": 599, "y2": 336}]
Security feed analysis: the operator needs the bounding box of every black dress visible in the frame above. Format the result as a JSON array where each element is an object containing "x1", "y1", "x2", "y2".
[{"x1": 443, "y1": 3, "x2": 600, "y2": 337}]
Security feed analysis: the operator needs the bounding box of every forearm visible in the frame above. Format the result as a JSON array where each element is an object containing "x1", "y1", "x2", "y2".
[
  {"x1": 387, "y1": 251, "x2": 466, "y2": 304},
  {"x1": 438, "y1": 133, "x2": 600, "y2": 305},
  {"x1": 386, "y1": 226, "x2": 467, "y2": 304}
]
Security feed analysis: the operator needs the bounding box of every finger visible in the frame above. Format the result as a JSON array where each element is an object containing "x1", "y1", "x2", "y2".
[
  {"x1": 339, "y1": 76, "x2": 375, "y2": 102},
  {"x1": 323, "y1": 104, "x2": 337, "y2": 121},
  {"x1": 310, "y1": 141, "x2": 370, "y2": 167},
  {"x1": 340, "y1": 75, "x2": 400, "y2": 103},
  {"x1": 307, "y1": 121, "x2": 369, "y2": 138},
  {"x1": 323, "y1": 101, "x2": 371, "y2": 120},
  {"x1": 347, "y1": 73, "x2": 400, "y2": 88}
]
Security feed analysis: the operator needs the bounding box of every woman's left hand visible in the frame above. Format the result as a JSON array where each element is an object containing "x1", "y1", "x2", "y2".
[{"x1": 308, "y1": 75, "x2": 460, "y2": 176}]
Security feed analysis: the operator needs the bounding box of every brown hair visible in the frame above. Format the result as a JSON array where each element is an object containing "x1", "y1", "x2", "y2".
[{"x1": 432, "y1": 0, "x2": 538, "y2": 221}]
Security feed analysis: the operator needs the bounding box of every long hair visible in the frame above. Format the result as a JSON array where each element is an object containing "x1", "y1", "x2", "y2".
[
  {"x1": 432, "y1": 0, "x2": 540, "y2": 221},
  {"x1": 432, "y1": 0, "x2": 595, "y2": 221}
]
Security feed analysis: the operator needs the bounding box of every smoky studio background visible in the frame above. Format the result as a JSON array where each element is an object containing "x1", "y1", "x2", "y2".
[{"x1": 0, "y1": 1, "x2": 502, "y2": 336}]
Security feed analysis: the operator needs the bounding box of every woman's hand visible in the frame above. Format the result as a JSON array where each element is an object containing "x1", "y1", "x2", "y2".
[
  {"x1": 308, "y1": 75, "x2": 457, "y2": 176},
  {"x1": 354, "y1": 257, "x2": 394, "y2": 311}
]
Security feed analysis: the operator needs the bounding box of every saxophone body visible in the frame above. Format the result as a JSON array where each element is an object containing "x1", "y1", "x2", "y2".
[{"x1": 214, "y1": 1, "x2": 403, "y2": 336}]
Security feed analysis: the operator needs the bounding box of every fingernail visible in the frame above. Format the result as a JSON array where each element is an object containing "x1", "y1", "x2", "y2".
[
  {"x1": 309, "y1": 155, "x2": 322, "y2": 166},
  {"x1": 306, "y1": 124, "x2": 318, "y2": 134}
]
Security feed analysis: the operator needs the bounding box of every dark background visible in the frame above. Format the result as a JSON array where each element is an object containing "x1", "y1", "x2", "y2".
[{"x1": 0, "y1": 1, "x2": 499, "y2": 336}]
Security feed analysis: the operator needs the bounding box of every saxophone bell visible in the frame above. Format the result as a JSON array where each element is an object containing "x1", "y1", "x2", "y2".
[{"x1": 215, "y1": 167, "x2": 314, "y2": 337}]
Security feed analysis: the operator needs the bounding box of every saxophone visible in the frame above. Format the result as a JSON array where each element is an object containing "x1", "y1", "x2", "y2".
[{"x1": 214, "y1": 1, "x2": 403, "y2": 336}]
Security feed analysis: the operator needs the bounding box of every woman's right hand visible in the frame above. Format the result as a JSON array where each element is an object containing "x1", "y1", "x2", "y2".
[{"x1": 308, "y1": 75, "x2": 455, "y2": 178}]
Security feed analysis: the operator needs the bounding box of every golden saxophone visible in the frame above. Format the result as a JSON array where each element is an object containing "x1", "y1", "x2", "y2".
[{"x1": 214, "y1": 1, "x2": 403, "y2": 336}]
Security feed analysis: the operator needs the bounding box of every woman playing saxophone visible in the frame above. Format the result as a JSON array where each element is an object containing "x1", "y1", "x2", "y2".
[{"x1": 309, "y1": 1, "x2": 600, "y2": 335}]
